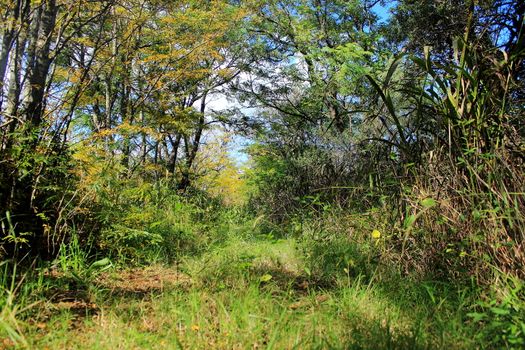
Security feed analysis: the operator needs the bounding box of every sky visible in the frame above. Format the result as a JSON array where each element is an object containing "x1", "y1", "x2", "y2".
[{"x1": 373, "y1": 1, "x2": 395, "y2": 24}]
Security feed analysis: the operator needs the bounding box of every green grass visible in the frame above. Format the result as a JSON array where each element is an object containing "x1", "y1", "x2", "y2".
[{"x1": 3, "y1": 237, "x2": 483, "y2": 349}]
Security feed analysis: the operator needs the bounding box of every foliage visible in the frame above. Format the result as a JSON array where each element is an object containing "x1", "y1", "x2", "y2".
[
  {"x1": 0, "y1": 0, "x2": 523, "y2": 347},
  {"x1": 244, "y1": 0, "x2": 524, "y2": 284},
  {"x1": 193, "y1": 132, "x2": 250, "y2": 206},
  {"x1": 468, "y1": 276, "x2": 525, "y2": 349}
]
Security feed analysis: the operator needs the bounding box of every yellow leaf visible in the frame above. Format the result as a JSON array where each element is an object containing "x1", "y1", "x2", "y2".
[{"x1": 259, "y1": 274, "x2": 272, "y2": 282}]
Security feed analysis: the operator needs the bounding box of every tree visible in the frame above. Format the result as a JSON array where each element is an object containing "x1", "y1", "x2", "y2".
[{"x1": 0, "y1": 0, "x2": 115, "y2": 256}]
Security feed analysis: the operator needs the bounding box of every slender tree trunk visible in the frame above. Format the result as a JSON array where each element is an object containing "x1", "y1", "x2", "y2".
[
  {"x1": 178, "y1": 93, "x2": 207, "y2": 191},
  {"x1": 3, "y1": 30, "x2": 26, "y2": 150},
  {"x1": 0, "y1": 0, "x2": 22, "y2": 108},
  {"x1": 140, "y1": 109, "x2": 148, "y2": 164},
  {"x1": 120, "y1": 78, "x2": 131, "y2": 169},
  {"x1": 168, "y1": 133, "x2": 182, "y2": 175},
  {"x1": 25, "y1": 0, "x2": 57, "y2": 128}
]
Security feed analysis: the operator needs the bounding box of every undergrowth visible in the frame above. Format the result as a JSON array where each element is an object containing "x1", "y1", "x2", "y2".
[{"x1": 1, "y1": 206, "x2": 523, "y2": 349}]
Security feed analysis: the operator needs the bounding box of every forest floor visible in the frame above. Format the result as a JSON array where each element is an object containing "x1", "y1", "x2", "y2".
[{"x1": 7, "y1": 237, "x2": 478, "y2": 349}]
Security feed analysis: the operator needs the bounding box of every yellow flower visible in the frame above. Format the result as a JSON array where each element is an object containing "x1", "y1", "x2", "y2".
[
  {"x1": 371, "y1": 230, "x2": 381, "y2": 239},
  {"x1": 191, "y1": 324, "x2": 200, "y2": 331}
]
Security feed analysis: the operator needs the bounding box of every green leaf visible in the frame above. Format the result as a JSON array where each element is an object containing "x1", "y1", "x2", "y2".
[
  {"x1": 259, "y1": 274, "x2": 273, "y2": 282},
  {"x1": 421, "y1": 198, "x2": 437, "y2": 208},
  {"x1": 89, "y1": 258, "x2": 111, "y2": 269},
  {"x1": 467, "y1": 312, "x2": 486, "y2": 322},
  {"x1": 490, "y1": 307, "x2": 510, "y2": 316},
  {"x1": 404, "y1": 214, "x2": 416, "y2": 229},
  {"x1": 383, "y1": 53, "x2": 407, "y2": 90}
]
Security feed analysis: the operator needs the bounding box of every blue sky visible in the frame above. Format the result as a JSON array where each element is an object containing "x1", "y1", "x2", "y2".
[{"x1": 373, "y1": 1, "x2": 395, "y2": 24}]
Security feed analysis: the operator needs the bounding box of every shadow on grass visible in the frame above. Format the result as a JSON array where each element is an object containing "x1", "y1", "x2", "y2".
[{"x1": 32, "y1": 264, "x2": 192, "y2": 330}]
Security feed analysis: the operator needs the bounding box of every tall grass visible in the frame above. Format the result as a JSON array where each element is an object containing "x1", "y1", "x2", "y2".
[{"x1": 366, "y1": 36, "x2": 524, "y2": 283}]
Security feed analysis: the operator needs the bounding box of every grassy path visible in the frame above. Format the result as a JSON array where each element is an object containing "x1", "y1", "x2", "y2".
[{"x1": 21, "y1": 238, "x2": 474, "y2": 349}]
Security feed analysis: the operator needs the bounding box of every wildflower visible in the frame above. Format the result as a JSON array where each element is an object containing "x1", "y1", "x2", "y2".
[
  {"x1": 371, "y1": 230, "x2": 381, "y2": 239},
  {"x1": 191, "y1": 324, "x2": 200, "y2": 331}
]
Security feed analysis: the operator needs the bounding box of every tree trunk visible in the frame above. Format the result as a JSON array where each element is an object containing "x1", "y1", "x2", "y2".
[
  {"x1": 3, "y1": 29, "x2": 26, "y2": 151},
  {"x1": 0, "y1": 0, "x2": 22, "y2": 108},
  {"x1": 25, "y1": 0, "x2": 57, "y2": 128},
  {"x1": 5, "y1": 0, "x2": 58, "y2": 259},
  {"x1": 178, "y1": 93, "x2": 207, "y2": 191},
  {"x1": 168, "y1": 133, "x2": 182, "y2": 176}
]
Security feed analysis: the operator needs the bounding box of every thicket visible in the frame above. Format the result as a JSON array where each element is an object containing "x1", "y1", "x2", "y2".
[
  {"x1": 243, "y1": 0, "x2": 524, "y2": 283},
  {"x1": 0, "y1": 0, "x2": 250, "y2": 259}
]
